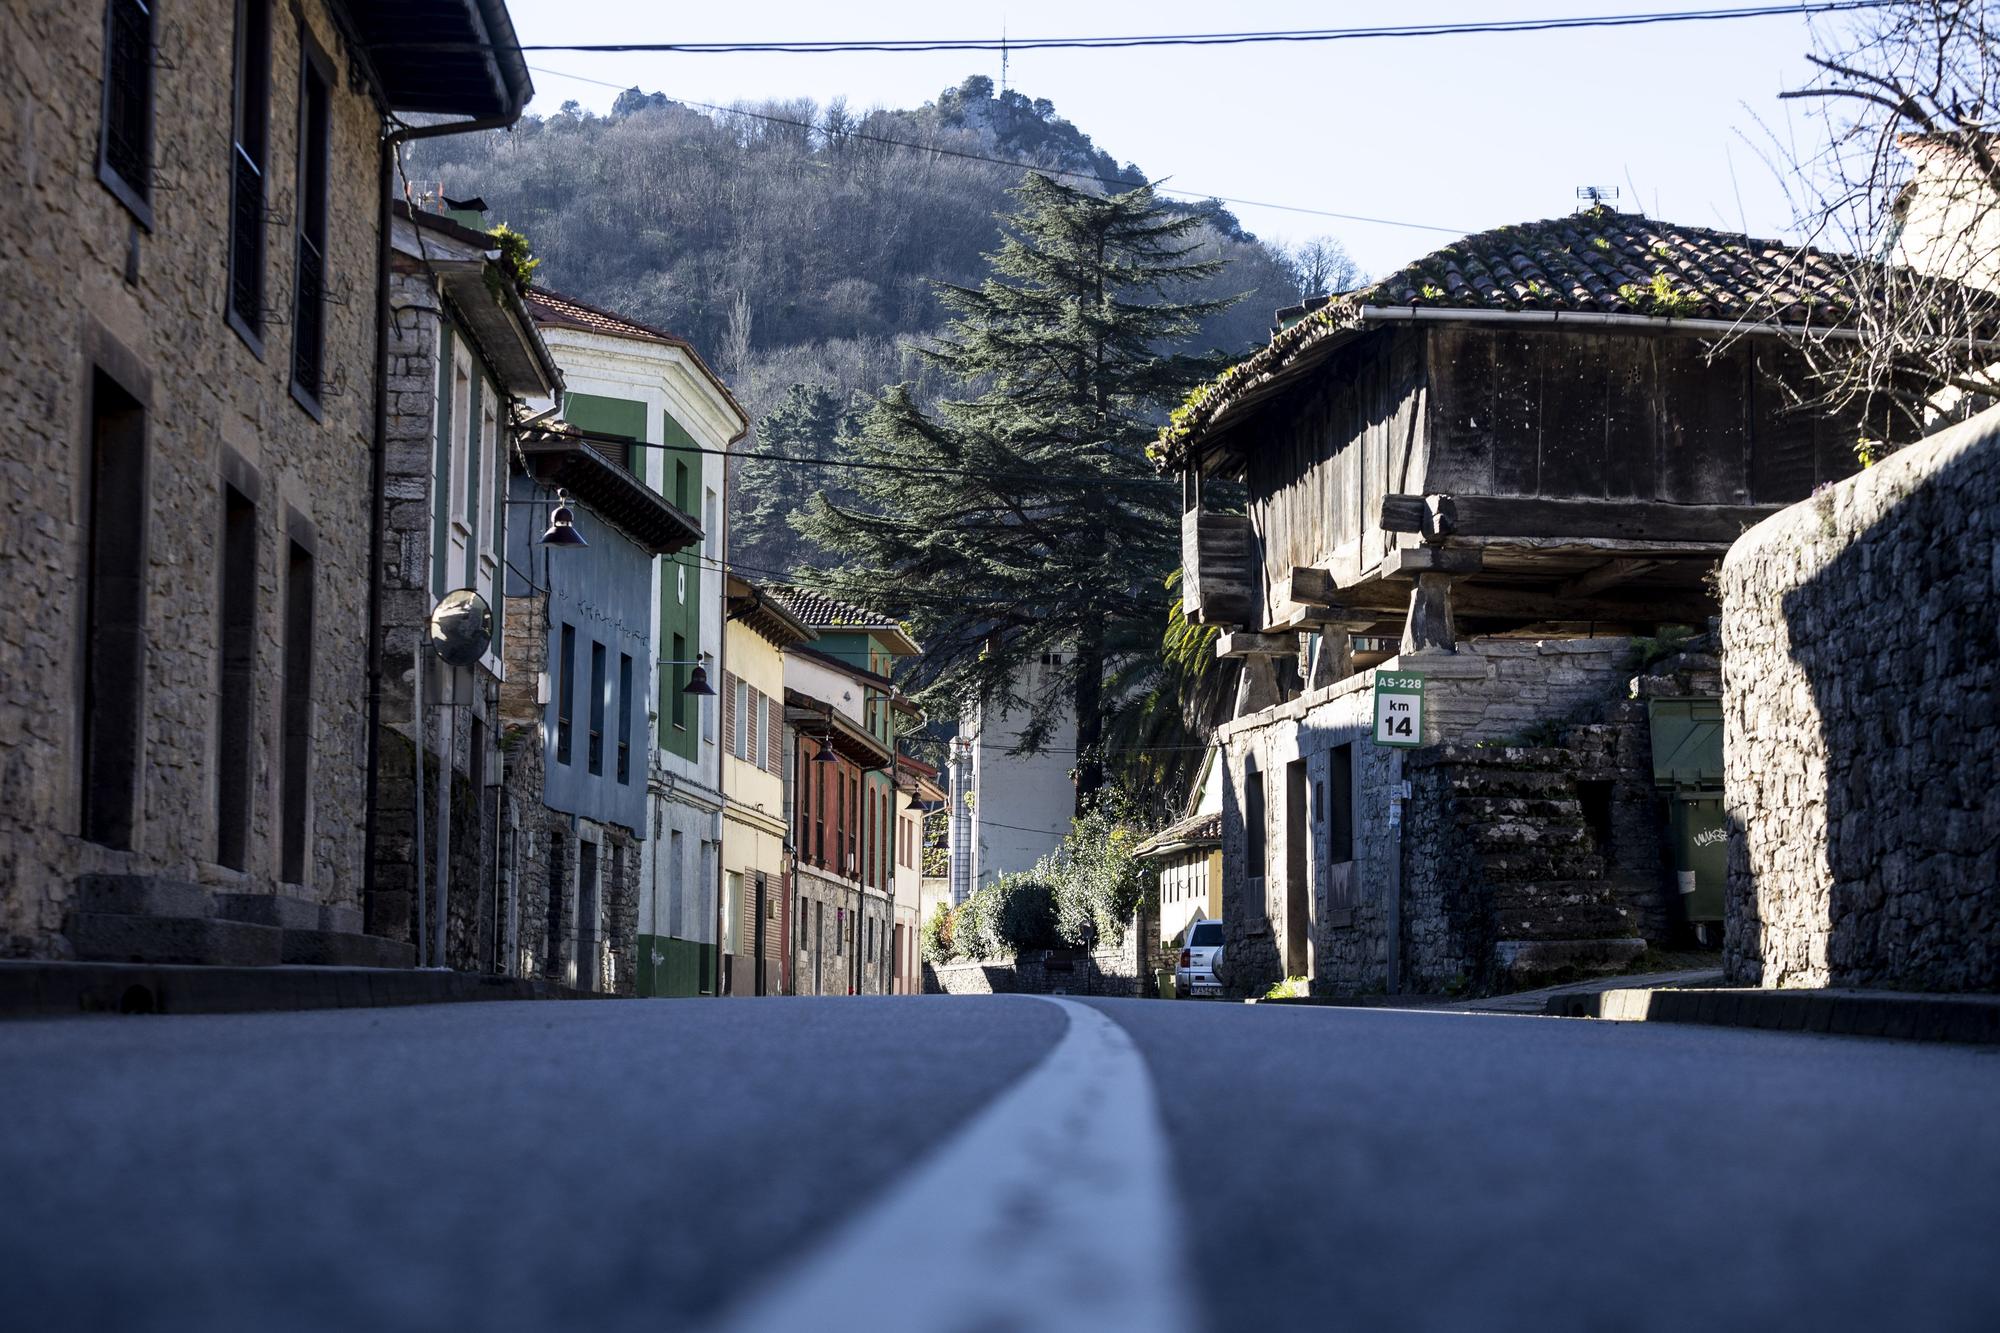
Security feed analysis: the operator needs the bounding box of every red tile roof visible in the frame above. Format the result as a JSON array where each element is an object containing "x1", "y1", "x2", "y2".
[{"x1": 525, "y1": 287, "x2": 749, "y2": 432}]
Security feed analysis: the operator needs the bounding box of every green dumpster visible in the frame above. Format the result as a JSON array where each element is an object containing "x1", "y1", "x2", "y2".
[{"x1": 1646, "y1": 697, "x2": 1726, "y2": 925}]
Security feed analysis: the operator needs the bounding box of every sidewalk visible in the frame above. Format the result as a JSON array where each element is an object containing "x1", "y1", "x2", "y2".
[
  {"x1": 1546, "y1": 983, "x2": 2000, "y2": 1045},
  {"x1": 0, "y1": 960, "x2": 605, "y2": 1019}
]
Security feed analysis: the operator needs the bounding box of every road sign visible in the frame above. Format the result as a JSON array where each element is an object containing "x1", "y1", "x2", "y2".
[{"x1": 1373, "y1": 672, "x2": 1424, "y2": 747}]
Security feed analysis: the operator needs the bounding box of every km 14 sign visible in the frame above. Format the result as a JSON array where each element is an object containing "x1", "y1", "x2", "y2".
[{"x1": 1373, "y1": 672, "x2": 1425, "y2": 748}]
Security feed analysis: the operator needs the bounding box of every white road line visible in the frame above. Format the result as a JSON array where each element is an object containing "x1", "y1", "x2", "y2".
[{"x1": 708, "y1": 998, "x2": 1193, "y2": 1333}]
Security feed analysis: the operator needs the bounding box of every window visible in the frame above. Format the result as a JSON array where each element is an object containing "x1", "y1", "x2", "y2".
[
  {"x1": 835, "y1": 774, "x2": 845, "y2": 874},
  {"x1": 1327, "y1": 744, "x2": 1354, "y2": 864},
  {"x1": 674, "y1": 459, "x2": 690, "y2": 513},
  {"x1": 227, "y1": 0, "x2": 272, "y2": 343},
  {"x1": 98, "y1": 0, "x2": 155, "y2": 226},
  {"x1": 617, "y1": 654, "x2": 633, "y2": 784},
  {"x1": 290, "y1": 31, "x2": 332, "y2": 409},
  {"x1": 867, "y1": 915, "x2": 874, "y2": 956},
  {"x1": 723, "y1": 872, "x2": 741, "y2": 956},
  {"x1": 670, "y1": 632, "x2": 687, "y2": 730},
  {"x1": 557, "y1": 623, "x2": 575, "y2": 765},
  {"x1": 733, "y1": 676, "x2": 749, "y2": 760},
  {"x1": 280, "y1": 540, "x2": 314, "y2": 884},
  {"x1": 81, "y1": 369, "x2": 148, "y2": 849},
  {"x1": 1245, "y1": 758, "x2": 1266, "y2": 881},
  {"x1": 588, "y1": 641, "x2": 606, "y2": 776},
  {"x1": 704, "y1": 489, "x2": 718, "y2": 560},
  {"x1": 216, "y1": 485, "x2": 257, "y2": 868},
  {"x1": 836, "y1": 907, "x2": 845, "y2": 956}
]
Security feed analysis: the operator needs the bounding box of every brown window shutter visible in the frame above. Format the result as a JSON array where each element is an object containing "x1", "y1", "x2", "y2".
[
  {"x1": 721, "y1": 672, "x2": 736, "y2": 756},
  {"x1": 766, "y1": 697, "x2": 781, "y2": 773}
]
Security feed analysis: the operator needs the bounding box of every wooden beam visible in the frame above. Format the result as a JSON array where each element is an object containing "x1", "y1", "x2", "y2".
[
  {"x1": 1451, "y1": 585, "x2": 1714, "y2": 624},
  {"x1": 1557, "y1": 558, "x2": 1666, "y2": 599},
  {"x1": 1216, "y1": 630, "x2": 1300, "y2": 659},
  {"x1": 1382, "y1": 546, "x2": 1484, "y2": 577},
  {"x1": 1377, "y1": 493, "x2": 1459, "y2": 541},
  {"x1": 1378, "y1": 493, "x2": 1782, "y2": 545},
  {"x1": 1287, "y1": 566, "x2": 1339, "y2": 607}
]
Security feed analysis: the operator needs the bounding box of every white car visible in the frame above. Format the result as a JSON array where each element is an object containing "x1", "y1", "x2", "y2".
[{"x1": 1176, "y1": 919, "x2": 1225, "y2": 998}]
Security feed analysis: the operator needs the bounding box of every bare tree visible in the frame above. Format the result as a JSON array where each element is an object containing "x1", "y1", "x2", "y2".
[
  {"x1": 1765, "y1": 0, "x2": 2000, "y2": 437},
  {"x1": 1284, "y1": 235, "x2": 1362, "y2": 301}
]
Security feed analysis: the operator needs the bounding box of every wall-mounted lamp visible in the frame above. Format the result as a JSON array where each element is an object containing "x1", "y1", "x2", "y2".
[
  {"x1": 537, "y1": 489, "x2": 587, "y2": 548},
  {"x1": 659, "y1": 651, "x2": 717, "y2": 696}
]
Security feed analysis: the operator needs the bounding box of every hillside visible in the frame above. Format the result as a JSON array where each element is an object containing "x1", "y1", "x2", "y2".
[{"x1": 409, "y1": 76, "x2": 1346, "y2": 574}]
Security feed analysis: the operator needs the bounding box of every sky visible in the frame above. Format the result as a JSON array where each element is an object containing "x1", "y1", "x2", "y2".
[{"x1": 498, "y1": 0, "x2": 1847, "y2": 279}]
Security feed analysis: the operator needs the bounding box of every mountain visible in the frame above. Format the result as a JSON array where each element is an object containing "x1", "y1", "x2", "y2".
[{"x1": 408, "y1": 76, "x2": 1350, "y2": 575}]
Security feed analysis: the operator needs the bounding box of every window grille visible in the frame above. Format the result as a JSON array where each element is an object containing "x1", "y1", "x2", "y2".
[{"x1": 99, "y1": 0, "x2": 155, "y2": 221}]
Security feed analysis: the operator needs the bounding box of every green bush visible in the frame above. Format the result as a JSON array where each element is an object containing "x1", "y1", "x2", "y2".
[
  {"x1": 994, "y1": 874, "x2": 1062, "y2": 953},
  {"x1": 1050, "y1": 807, "x2": 1153, "y2": 948},
  {"x1": 921, "y1": 900, "x2": 956, "y2": 964}
]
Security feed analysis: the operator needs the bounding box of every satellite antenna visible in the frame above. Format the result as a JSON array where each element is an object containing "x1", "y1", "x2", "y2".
[{"x1": 1576, "y1": 185, "x2": 1621, "y2": 210}]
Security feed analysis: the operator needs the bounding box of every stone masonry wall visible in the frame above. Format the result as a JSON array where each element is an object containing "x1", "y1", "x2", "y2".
[
  {"x1": 1214, "y1": 637, "x2": 1647, "y2": 998},
  {"x1": 923, "y1": 901, "x2": 1162, "y2": 997},
  {"x1": 1721, "y1": 407, "x2": 2000, "y2": 991},
  {"x1": 0, "y1": 0, "x2": 384, "y2": 955}
]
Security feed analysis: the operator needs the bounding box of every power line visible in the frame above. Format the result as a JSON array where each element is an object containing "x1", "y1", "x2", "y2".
[
  {"x1": 525, "y1": 65, "x2": 1467, "y2": 233},
  {"x1": 400, "y1": 4, "x2": 1894, "y2": 56}
]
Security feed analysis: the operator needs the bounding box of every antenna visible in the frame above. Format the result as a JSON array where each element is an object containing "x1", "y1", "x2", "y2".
[
  {"x1": 1000, "y1": 20, "x2": 1009, "y2": 92},
  {"x1": 1575, "y1": 185, "x2": 1621, "y2": 211}
]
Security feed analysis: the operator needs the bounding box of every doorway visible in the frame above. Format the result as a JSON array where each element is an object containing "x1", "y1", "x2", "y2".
[
  {"x1": 753, "y1": 873, "x2": 768, "y2": 996},
  {"x1": 577, "y1": 841, "x2": 600, "y2": 993},
  {"x1": 1285, "y1": 759, "x2": 1310, "y2": 979}
]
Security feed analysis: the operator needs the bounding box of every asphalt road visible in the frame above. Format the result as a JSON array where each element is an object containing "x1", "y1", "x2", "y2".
[{"x1": 2, "y1": 995, "x2": 1995, "y2": 1331}]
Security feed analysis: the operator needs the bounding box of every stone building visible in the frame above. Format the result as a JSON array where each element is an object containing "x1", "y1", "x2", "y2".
[
  {"x1": 522, "y1": 289, "x2": 747, "y2": 996},
  {"x1": 1159, "y1": 209, "x2": 1892, "y2": 997},
  {"x1": 1721, "y1": 405, "x2": 2000, "y2": 992},
  {"x1": 0, "y1": 0, "x2": 528, "y2": 961},
  {"x1": 890, "y1": 754, "x2": 946, "y2": 995},
  {"x1": 370, "y1": 199, "x2": 561, "y2": 974},
  {"x1": 775, "y1": 589, "x2": 922, "y2": 996}
]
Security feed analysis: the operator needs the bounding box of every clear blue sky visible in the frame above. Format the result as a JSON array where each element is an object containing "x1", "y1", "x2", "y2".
[{"x1": 502, "y1": 1, "x2": 1838, "y2": 278}]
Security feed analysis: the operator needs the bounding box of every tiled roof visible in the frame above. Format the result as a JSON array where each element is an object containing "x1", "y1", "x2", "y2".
[
  {"x1": 1135, "y1": 810, "x2": 1222, "y2": 858},
  {"x1": 525, "y1": 287, "x2": 748, "y2": 429},
  {"x1": 769, "y1": 587, "x2": 901, "y2": 632},
  {"x1": 1156, "y1": 208, "x2": 1890, "y2": 464}
]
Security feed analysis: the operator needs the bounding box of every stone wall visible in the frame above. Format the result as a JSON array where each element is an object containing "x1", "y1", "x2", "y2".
[
  {"x1": 1721, "y1": 407, "x2": 2000, "y2": 991},
  {"x1": 923, "y1": 902, "x2": 1162, "y2": 997},
  {"x1": 1213, "y1": 636, "x2": 1653, "y2": 998},
  {"x1": 0, "y1": 0, "x2": 385, "y2": 957}
]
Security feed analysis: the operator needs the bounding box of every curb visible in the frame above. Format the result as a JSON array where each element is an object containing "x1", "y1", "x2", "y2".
[
  {"x1": 0, "y1": 961, "x2": 609, "y2": 1019},
  {"x1": 1546, "y1": 985, "x2": 2000, "y2": 1045}
]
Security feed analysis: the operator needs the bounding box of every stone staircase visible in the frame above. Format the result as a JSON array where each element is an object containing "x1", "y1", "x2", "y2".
[
  {"x1": 1418, "y1": 749, "x2": 1645, "y2": 987},
  {"x1": 66, "y1": 875, "x2": 414, "y2": 969}
]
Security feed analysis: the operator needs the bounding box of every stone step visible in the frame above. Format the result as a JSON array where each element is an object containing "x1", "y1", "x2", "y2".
[
  {"x1": 75, "y1": 875, "x2": 215, "y2": 919},
  {"x1": 66, "y1": 913, "x2": 283, "y2": 967},
  {"x1": 1442, "y1": 768, "x2": 1574, "y2": 800},
  {"x1": 1488, "y1": 888, "x2": 1633, "y2": 941},
  {"x1": 1493, "y1": 936, "x2": 1647, "y2": 980},
  {"x1": 1467, "y1": 821, "x2": 1592, "y2": 852},
  {"x1": 1452, "y1": 796, "x2": 1584, "y2": 824},
  {"x1": 1478, "y1": 850, "x2": 1604, "y2": 882},
  {"x1": 279, "y1": 929, "x2": 416, "y2": 969}
]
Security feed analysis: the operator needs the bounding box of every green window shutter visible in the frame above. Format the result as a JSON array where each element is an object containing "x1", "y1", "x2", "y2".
[{"x1": 431, "y1": 324, "x2": 455, "y2": 600}]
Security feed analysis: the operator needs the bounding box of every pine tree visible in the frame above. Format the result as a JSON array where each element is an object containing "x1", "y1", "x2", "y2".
[
  {"x1": 731, "y1": 382, "x2": 853, "y2": 579},
  {"x1": 800, "y1": 173, "x2": 1238, "y2": 813}
]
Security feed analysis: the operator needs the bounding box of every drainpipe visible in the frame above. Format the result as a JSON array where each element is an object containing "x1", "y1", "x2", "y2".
[{"x1": 364, "y1": 109, "x2": 523, "y2": 953}]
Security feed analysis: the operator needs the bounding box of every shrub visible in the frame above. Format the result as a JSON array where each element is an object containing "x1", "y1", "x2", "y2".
[
  {"x1": 994, "y1": 874, "x2": 1062, "y2": 953},
  {"x1": 921, "y1": 900, "x2": 956, "y2": 964},
  {"x1": 1050, "y1": 806, "x2": 1154, "y2": 948}
]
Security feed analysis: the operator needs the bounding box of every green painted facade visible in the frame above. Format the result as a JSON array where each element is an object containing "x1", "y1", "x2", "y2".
[
  {"x1": 657, "y1": 408, "x2": 703, "y2": 762},
  {"x1": 636, "y1": 933, "x2": 717, "y2": 997}
]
